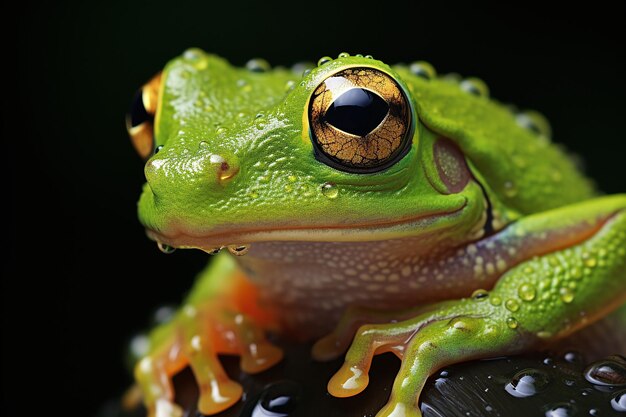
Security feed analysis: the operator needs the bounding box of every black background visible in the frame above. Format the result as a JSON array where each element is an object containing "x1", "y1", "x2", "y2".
[{"x1": 4, "y1": 2, "x2": 625, "y2": 416}]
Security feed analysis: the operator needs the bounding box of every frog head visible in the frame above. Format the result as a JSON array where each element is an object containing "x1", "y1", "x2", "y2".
[{"x1": 128, "y1": 50, "x2": 592, "y2": 254}]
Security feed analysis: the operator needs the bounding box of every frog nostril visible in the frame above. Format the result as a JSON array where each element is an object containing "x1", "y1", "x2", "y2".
[{"x1": 209, "y1": 154, "x2": 239, "y2": 182}]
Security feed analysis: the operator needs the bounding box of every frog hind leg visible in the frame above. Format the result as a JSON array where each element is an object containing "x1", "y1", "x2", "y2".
[
  {"x1": 325, "y1": 195, "x2": 626, "y2": 417},
  {"x1": 133, "y1": 253, "x2": 283, "y2": 417}
]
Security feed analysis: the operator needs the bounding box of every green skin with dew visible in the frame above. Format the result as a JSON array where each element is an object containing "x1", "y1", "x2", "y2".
[{"x1": 128, "y1": 50, "x2": 626, "y2": 417}]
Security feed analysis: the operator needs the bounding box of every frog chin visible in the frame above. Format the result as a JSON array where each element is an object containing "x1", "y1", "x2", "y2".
[{"x1": 144, "y1": 197, "x2": 475, "y2": 255}]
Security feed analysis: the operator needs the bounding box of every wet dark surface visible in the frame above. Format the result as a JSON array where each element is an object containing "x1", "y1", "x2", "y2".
[{"x1": 98, "y1": 341, "x2": 626, "y2": 417}]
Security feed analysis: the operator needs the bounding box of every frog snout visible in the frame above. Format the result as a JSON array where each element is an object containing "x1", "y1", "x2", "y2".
[{"x1": 144, "y1": 151, "x2": 240, "y2": 194}]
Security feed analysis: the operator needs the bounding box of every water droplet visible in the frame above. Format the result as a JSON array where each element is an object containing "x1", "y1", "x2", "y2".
[
  {"x1": 506, "y1": 317, "x2": 519, "y2": 329},
  {"x1": 321, "y1": 182, "x2": 338, "y2": 199},
  {"x1": 589, "y1": 408, "x2": 598, "y2": 416},
  {"x1": 152, "y1": 305, "x2": 176, "y2": 325},
  {"x1": 489, "y1": 296, "x2": 502, "y2": 306},
  {"x1": 207, "y1": 247, "x2": 222, "y2": 255},
  {"x1": 227, "y1": 244, "x2": 250, "y2": 256},
  {"x1": 246, "y1": 58, "x2": 271, "y2": 72},
  {"x1": 471, "y1": 289, "x2": 489, "y2": 300},
  {"x1": 503, "y1": 180, "x2": 518, "y2": 198},
  {"x1": 364, "y1": 55, "x2": 374, "y2": 59},
  {"x1": 504, "y1": 368, "x2": 550, "y2": 397},
  {"x1": 242, "y1": 381, "x2": 302, "y2": 417},
  {"x1": 284, "y1": 80, "x2": 296, "y2": 92},
  {"x1": 460, "y1": 77, "x2": 490, "y2": 97},
  {"x1": 560, "y1": 287, "x2": 575, "y2": 303},
  {"x1": 564, "y1": 351, "x2": 584, "y2": 364},
  {"x1": 570, "y1": 266, "x2": 582, "y2": 280},
  {"x1": 518, "y1": 283, "x2": 536, "y2": 301},
  {"x1": 544, "y1": 403, "x2": 575, "y2": 417},
  {"x1": 537, "y1": 331, "x2": 552, "y2": 339},
  {"x1": 543, "y1": 357, "x2": 554, "y2": 366},
  {"x1": 409, "y1": 61, "x2": 437, "y2": 80},
  {"x1": 183, "y1": 48, "x2": 204, "y2": 61},
  {"x1": 584, "y1": 355, "x2": 626, "y2": 386},
  {"x1": 317, "y1": 56, "x2": 332, "y2": 66},
  {"x1": 302, "y1": 69, "x2": 311, "y2": 77},
  {"x1": 611, "y1": 390, "x2": 626, "y2": 412},
  {"x1": 337, "y1": 52, "x2": 350, "y2": 58},
  {"x1": 505, "y1": 299, "x2": 520, "y2": 312},
  {"x1": 157, "y1": 242, "x2": 176, "y2": 254}
]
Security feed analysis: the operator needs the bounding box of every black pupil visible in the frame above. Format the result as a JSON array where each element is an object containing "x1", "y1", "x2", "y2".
[
  {"x1": 128, "y1": 90, "x2": 152, "y2": 128},
  {"x1": 324, "y1": 88, "x2": 389, "y2": 136}
]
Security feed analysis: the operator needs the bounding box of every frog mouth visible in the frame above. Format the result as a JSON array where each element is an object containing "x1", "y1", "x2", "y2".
[{"x1": 145, "y1": 198, "x2": 469, "y2": 255}]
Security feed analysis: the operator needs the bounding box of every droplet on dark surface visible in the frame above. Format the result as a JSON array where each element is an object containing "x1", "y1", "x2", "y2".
[
  {"x1": 505, "y1": 368, "x2": 551, "y2": 398},
  {"x1": 544, "y1": 403, "x2": 576, "y2": 417},
  {"x1": 611, "y1": 390, "x2": 626, "y2": 412},
  {"x1": 256, "y1": 381, "x2": 302, "y2": 416},
  {"x1": 584, "y1": 355, "x2": 626, "y2": 386},
  {"x1": 563, "y1": 351, "x2": 583, "y2": 365},
  {"x1": 324, "y1": 88, "x2": 389, "y2": 137}
]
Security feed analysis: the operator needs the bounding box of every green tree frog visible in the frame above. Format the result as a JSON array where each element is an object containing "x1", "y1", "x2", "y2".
[{"x1": 125, "y1": 50, "x2": 626, "y2": 417}]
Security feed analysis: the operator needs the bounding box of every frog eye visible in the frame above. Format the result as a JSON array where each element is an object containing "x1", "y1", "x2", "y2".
[
  {"x1": 126, "y1": 72, "x2": 162, "y2": 160},
  {"x1": 308, "y1": 67, "x2": 413, "y2": 173}
]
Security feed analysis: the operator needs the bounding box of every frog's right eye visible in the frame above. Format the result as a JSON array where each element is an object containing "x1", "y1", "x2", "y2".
[{"x1": 126, "y1": 72, "x2": 162, "y2": 160}]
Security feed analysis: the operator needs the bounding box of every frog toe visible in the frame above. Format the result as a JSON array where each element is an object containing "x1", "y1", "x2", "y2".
[{"x1": 134, "y1": 305, "x2": 283, "y2": 416}]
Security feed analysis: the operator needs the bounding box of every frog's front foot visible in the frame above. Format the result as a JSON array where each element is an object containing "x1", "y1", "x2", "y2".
[
  {"x1": 134, "y1": 303, "x2": 283, "y2": 417},
  {"x1": 319, "y1": 298, "x2": 517, "y2": 417}
]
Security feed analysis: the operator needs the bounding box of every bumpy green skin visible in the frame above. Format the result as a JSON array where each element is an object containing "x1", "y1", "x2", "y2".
[
  {"x1": 139, "y1": 52, "x2": 592, "y2": 239},
  {"x1": 134, "y1": 50, "x2": 624, "y2": 417}
]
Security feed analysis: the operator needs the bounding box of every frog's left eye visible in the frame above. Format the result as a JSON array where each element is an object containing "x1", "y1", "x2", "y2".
[
  {"x1": 308, "y1": 67, "x2": 412, "y2": 173},
  {"x1": 126, "y1": 72, "x2": 162, "y2": 160}
]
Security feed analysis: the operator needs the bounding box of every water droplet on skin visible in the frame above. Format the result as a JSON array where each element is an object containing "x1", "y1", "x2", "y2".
[
  {"x1": 504, "y1": 368, "x2": 550, "y2": 397},
  {"x1": 284, "y1": 80, "x2": 296, "y2": 92},
  {"x1": 471, "y1": 289, "x2": 489, "y2": 300},
  {"x1": 503, "y1": 181, "x2": 518, "y2": 197},
  {"x1": 321, "y1": 182, "x2": 339, "y2": 199},
  {"x1": 227, "y1": 244, "x2": 250, "y2": 256},
  {"x1": 183, "y1": 48, "x2": 203, "y2": 61},
  {"x1": 505, "y1": 299, "x2": 520, "y2": 312},
  {"x1": 560, "y1": 287, "x2": 575, "y2": 303},
  {"x1": 246, "y1": 58, "x2": 271, "y2": 72},
  {"x1": 157, "y1": 242, "x2": 176, "y2": 254},
  {"x1": 584, "y1": 355, "x2": 626, "y2": 386},
  {"x1": 317, "y1": 56, "x2": 332, "y2": 66},
  {"x1": 537, "y1": 331, "x2": 552, "y2": 339},
  {"x1": 506, "y1": 317, "x2": 519, "y2": 329},
  {"x1": 337, "y1": 52, "x2": 350, "y2": 58},
  {"x1": 570, "y1": 267, "x2": 583, "y2": 280},
  {"x1": 489, "y1": 296, "x2": 502, "y2": 306},
  {"x1": 611, "y1": 390, "x2": 626, "y2": 412},
  {"x1": 364, "y1": 55, "x2": 374, "y2": 59},
  {"x1": 207, "y1": 247, "x2": 222, "y2": 255},
  {"x1": 518, "y1": 283, "x2": 536, "y2": 301},
  {"x1": 409, "y1": 61, "x2": 437, "y2": 80},
  {"x1": 589, "y1": 408, "x2": 598, "y2": 416}
]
